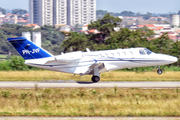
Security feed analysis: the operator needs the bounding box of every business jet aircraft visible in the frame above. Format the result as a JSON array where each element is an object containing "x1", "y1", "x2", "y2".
[{"x1": 7, "y1": 37, "x2": 178, "y2": 82}]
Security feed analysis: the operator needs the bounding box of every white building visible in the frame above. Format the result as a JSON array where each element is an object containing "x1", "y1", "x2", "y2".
[
  {"x1": 29, "y1": 0, "x2": 96, "y2": 26},
  {"x1": 29, "y1": 0, "x2": 54, "y2": 26},
  {"x1": 153, "y1": 24, "x2": 171, "y2": 28},
  {"x1": 68, "y1": 0, "x2": 96, "y2": 25},
  {"x1": 22, "y1": 32, "x2": 42, "y2": 47},
  {"x1": 170, "y1": 14, "x2": 180, "y2": 27},
  {"x1": 53, "y1": 0, "x2": 68, "y2": 25}
]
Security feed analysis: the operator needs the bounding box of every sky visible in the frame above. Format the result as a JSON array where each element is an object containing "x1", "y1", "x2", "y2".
[{"x1": 0, "y1": 0, "x2": 179, "y2": 14}]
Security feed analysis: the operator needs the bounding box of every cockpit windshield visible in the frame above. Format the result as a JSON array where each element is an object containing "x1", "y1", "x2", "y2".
[
  {"x1": 144, "y1": 48, "x2": 152, "y2": 55},
  {"x1": 139, "y1": 49, "x2": 146, "y2": 55},
  {"x1": 139, "y1": 48, "x2": 153, "y2": 55}
]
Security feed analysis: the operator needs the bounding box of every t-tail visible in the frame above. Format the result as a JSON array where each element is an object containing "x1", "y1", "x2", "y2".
[{"x1": 7, "y1": 37, "x2": 53, "y2": 60}]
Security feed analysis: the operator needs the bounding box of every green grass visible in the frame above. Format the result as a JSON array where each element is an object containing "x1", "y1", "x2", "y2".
[
  {"x1": 0, "y1": 54, "x2": 7, "y2": 59},
  {"x1": 0, "y1": 71, "x2": 180, "y2": 81},
  {"x1": 0, "y1": 88, "x2": 180, "y2": 116}
]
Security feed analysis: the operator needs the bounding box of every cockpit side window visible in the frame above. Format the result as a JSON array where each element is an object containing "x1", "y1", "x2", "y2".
[
  {"x1": 144, "y1": 48, "x2": 152, "y2": 55},
  {"x1": 139, "y1": 49, "x2": 146, "y2": 55}
]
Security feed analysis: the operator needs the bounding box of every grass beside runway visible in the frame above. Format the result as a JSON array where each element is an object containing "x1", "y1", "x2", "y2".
[
  {"x1": 0, "y1": 54, "x2": 7, "y2": 59},
  {"x1": 0, "y1": 88, "x2": 180, "y2": 116},
  {"x1": 0, "y1": 71, "x2": 180, "y2": 81}
]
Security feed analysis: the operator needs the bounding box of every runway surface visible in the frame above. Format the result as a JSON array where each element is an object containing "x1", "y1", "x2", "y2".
[{"x1": 0, "y1": 81, "x2": 180, "y2": 88}]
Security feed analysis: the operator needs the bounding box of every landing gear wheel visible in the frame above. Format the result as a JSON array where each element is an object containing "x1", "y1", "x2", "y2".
[
  {"x1": 91, "y1": 76, "x2": 100, "y2": 82},
  {"x1": 157, "y1": 69, "x2": 163, "y2": 75}
]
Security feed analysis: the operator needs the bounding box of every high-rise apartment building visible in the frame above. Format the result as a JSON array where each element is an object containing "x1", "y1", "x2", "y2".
[
  {"x1": 68, "y1": 0, "x2": 96, "y2": 25},
  {"x1": 29, "y1": 0, "x2": 96, "y2": 26},
  {"x1": 53, "y1": 0, "x2": 68, "y2": 25},
  {"x1": 29, "y1": 0, "x2": 54, "y2": 26}
]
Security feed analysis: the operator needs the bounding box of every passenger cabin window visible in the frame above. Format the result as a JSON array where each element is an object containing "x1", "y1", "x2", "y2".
[
  {"x1": 108, "y1": 53, "x2": 114, "y2": 57},
  {"x1": 139, "y1": 49, "x2": 146, "y2": 55},
  {"x1": 116, "y1": 52, "x2": 120, "y2": 57},
  {"x1": 129, "y1": 51, "x2": 133, "y2": 56}
]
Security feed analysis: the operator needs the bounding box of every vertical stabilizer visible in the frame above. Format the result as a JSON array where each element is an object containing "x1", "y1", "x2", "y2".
[{"x1": 7, "y1": 37, "x2": 53, "y2": 60}]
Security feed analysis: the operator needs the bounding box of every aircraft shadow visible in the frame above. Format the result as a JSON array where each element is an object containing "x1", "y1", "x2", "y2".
[{"x1": 76, "y1": 81, "x2": 95, "y2": 84}]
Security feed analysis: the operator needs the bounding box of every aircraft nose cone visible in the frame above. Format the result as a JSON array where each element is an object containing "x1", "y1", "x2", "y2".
[
  {"x1": 166, "y1": 56, "x2": 178, "y2": 63},
  {"x1": 172, "y1": 56, "x2": 178, "y2": 63}
]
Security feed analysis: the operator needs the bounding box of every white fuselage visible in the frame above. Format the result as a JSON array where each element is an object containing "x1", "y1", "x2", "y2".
[{"x1": 25, "y1": 48, "x2": 178, "y2": 75}]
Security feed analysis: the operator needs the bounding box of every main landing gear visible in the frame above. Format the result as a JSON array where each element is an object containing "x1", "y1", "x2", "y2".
[{"x1": 91, "y1": 75, "x2": 100, "y2": 82}]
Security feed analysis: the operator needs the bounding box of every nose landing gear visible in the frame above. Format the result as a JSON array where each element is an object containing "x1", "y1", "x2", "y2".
[
  {"x1": 157, "y1": 68, "x2": 163, "y2": 75},
  {"x1": 157, "y1": 66, "x2": 163, "y2": 75}
]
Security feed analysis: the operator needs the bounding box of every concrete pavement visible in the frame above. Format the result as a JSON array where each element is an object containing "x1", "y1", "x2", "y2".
[{"x1": 0, "y1": 81, "x2": 180, "y2": 88}]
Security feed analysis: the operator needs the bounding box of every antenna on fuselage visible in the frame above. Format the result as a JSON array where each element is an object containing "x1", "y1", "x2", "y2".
[{"x1": 86, "y1": 48, "x2": 91, "y2": 52}]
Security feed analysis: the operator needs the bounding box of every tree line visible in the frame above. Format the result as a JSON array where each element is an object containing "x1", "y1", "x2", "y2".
[
  {"x1": 96, "y1": 10, "x2": 180, "y2": 19},
  {"x1": 0, "y1": 7, "x2": 28, "y2": 15},
  {"x1": 61, "y1": 13, "x2": 180, "y2": 67}
]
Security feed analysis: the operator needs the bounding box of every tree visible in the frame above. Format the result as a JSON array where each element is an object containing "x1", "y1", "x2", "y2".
[
  {"x1": 143, "y1": 15, "x2": 151, "y2": 20},
  {"x1": 157, "y1": 18, "x2": 162, "y2": 23},
  {"x1": 96, "y1": 10, "x2": 108, "y2": 16},
  {"x1": 12, "y1": 9, "x2": 28, "y2": 15},
  {"x1": 0, "y1": 24, "x2": 33, "y2": 55},
  {"x1": 88, "y1": 13, "x2": 122, "y2": 37},
  {"x1": 61, "y1": 32, "x2": 89, "y2": 52},
  {"x1": 1, "y1": 23, "x2": 33, "y2": 36},
  {"x1": 142, "y1": 12, "x2": 152, "y2": 20},
  {"x1": 170, "y1": 41, "x2": 180, "y2": 66},
  {"x1": 0, "y1": 31, "x2": 11, "y2": 54},
  {"x1": 149, "y1": 33, "x2": 174, "y2": 54},
  {"x1": 146, "y1": 12, "x2": 152, "y2": 16},
  {"x1": 61, "y1": 14, "x2": 122, "y2": 52},
  {"x1": 120, "y1": 11, "x2": 135, "y2": 16},
  {"x1": 9, "y1": 55, "x2": 29, "y2": 70},
  {"x1": 160, "y1": 14, "x2": 170, "y2": 18},
  {"x1": 0, "y1": 7, "x2": 6, "y2": 14},
  {"x1": 104, "y1": 27, "x2": 154, "y2": 50},
  {"x1": 136, "y1": 12, "x2": 141, "y2": 17},
  {"x1": 178, "y1": 10, "x2": 180, "y2": 15}
]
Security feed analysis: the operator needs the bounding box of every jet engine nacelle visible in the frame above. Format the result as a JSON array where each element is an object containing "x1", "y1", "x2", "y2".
[{"x1": 55, "y1": 51, "x2": 83, "y2": 63}]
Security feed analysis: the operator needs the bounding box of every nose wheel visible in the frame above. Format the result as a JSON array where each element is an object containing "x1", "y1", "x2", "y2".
[
  {"x1": 92, "y1": 75, "x2": 100, "y2": 82},
  {"x1": 157, "y1": 68, "x2": 163, "y2": 75}
]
